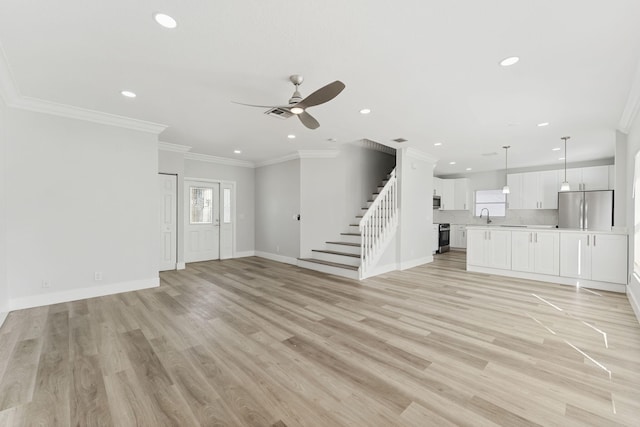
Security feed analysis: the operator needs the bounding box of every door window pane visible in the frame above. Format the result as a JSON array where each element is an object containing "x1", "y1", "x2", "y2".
[
  {"x1": 223, "y1": 188, "x2": 231, "y2": 223},
  {"x1": 190, "y1": 187, "x2": 213, "y2": 224}
]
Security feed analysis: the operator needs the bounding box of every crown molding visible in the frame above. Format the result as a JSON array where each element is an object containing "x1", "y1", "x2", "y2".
[
  {"x1": 358, "y1": 139, "x2": 396, "y2": 155},
  {"x1": 619, "y1": 59, "x2": 640, "y2": 133},
  {"x1": 255, "y1": 153, "x2": 300, "y2": 168},
  {"x1": 158, "y1": 141, "x2": 192, "y2": 153},
  {"x1": 0, "y1": 42, "x2": 167, "y2": 134},
  {"x1": 183, "y1": 152, "x2": 254, "y2": 168},
  {"x1": 297, "y1": 149, "x2": 340, "y2": 159},
  {"x1": 401, "y1": 147, "x2": 438, "y2": 164}
]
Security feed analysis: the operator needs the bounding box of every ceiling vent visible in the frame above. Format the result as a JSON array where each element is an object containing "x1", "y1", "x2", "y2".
[
  {"x1": 482, "y1": 152, "x2": 498, "y2": 156},
  {"x1": 392, "y1": 138, "x2": 408, "y2": 143},
  {"x1": 264, "y1": 107, "x2": 293, "y2": 119}
]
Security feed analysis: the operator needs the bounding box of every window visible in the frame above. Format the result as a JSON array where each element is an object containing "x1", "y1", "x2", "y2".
[
  {"x1": 190, "y1": 187, "x2": 213, "y2": 224},
  {"x1": 475, "y1": 189, "x2": 506, "y2": 217},
  {"x1": 223, "y1": 188, "x2": 231, "y2": 224}
]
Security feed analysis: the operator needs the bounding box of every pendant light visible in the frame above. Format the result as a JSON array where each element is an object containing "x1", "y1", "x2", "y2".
[
  {"x1": 502, "y1": 145, "x2": 511, "y2": 194},
  {"x1": 560, "y1": 136, "x2": 571, "y2": 191}
]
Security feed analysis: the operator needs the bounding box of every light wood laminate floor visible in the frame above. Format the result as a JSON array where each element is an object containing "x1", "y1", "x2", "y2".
[{"x1": 0, "y1": 251, "x2": 639, "y2": 426}]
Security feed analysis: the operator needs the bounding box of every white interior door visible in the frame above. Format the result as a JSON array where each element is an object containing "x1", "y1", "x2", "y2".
[
  {"x1": 159, "y1": 174, "x2": 177, "y2": 271},
  {"x1": 185, "y1": 181, "x2": 220, "y2": 263}
]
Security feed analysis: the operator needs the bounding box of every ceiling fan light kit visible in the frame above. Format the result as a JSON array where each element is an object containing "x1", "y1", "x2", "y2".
[{"x1": 234, "y1": 74, "x2": 345, "y2": 129}]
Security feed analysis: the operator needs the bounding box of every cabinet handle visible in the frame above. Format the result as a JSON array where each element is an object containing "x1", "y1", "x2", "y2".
[
  {"x1": 587, "y1": 235, "x2": 590, "y2": 246},
  {"x1": 593, "y1": 235, "x2": 596, "y2": 246},
  {"x1": 535, "y1": 233, "x2": 537, "y2": 243},
  {"x1": 529, "y1": 232, "x2": 532, "y2": 243},
  {"x1": 489, "y1": 231, "x2": 491, "y2": 240}
]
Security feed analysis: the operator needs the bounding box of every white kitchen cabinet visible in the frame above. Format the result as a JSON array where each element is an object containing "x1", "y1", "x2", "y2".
[
  {"x1": 608, "y1": 165, "x2": 615, "y2": 190},
  {"x1": 467, "y1": 229, "x2": 511, "y2": 269},
  {"x1": 453, "y1": 179, "x2": 470, "y2": 210},
  {"x1": 506, "y1": 174, "x2": 523, "y2": 210},
  {"x1": 441, "y1": 179, "x2": 455, "y2": 210},
  {"x1": 564, "y1": 166, "x2": 610, "y2": 191},
  {"x1": 433, "y1": 177, "x2": 442, "y2": 196},
  {"x1": 511, "y1": 231, "x2": 559, "y2": 275},
  {"x1": 451, "y1": 225, "x2": 467, "y2": 249},
  {"x1": 507, "y1": 170, "x2": 558, "y2": 210},
  {"x1": 432, "y1": 224, "x2": 439, "y2": 254},
  {"x1": 560, "y1": 232, "x2": 627, "y2": 284}
]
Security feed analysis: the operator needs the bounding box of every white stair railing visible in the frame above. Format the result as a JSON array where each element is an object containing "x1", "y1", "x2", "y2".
[{"x1": 359, "y1": 168, "x2": 398, "y2": 278}]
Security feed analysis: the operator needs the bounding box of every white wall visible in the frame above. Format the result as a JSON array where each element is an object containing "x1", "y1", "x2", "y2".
[
  {"x1": 0, "y1": 96, "x2": 8, "y2": 326},
  {"x1": 6, "y1": 108, "x2": 160, "y2": 309},
  {"x1": 397, "y1": 148, "x2": 435, "y2": 270},
  {"x1": 625, "y1": 113, "x2": 640, "y2": 322},
  {"x1": 255, "y1": 159, "x2": 300, "y2": 260},
  {"x1": 184, "y1": 160, "x2": 255, "y2": 254},
  {"x1": 615, "y1": 130, "x2": 627, "y2": 228}
]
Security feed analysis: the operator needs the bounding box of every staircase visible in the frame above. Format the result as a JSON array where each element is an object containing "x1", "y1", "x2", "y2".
[{"x1": 298, "y1": 169, "x2": 398, "y2": 280}]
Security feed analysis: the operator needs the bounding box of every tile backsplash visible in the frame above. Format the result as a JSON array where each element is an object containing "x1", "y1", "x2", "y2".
[{"x1": 433, "y1": 209, "x2": 558, "y2": 226}]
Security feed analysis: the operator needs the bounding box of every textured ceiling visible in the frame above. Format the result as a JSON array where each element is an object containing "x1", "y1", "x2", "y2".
[{"x1": 0, "y1": 0, "x2": 639, "y2": 173}]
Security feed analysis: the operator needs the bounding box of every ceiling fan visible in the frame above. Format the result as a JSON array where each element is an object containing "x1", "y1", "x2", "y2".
[{"x1": 234, "y1": 75, "x2": 346, "y2": 129}]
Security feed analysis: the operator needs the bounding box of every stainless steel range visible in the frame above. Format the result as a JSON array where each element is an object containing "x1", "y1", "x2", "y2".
[{"x1": 437, "y1": 223, "x2": 450, "y2": 254}]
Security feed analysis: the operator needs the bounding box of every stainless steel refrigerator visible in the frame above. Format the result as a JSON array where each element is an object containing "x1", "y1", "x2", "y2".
[{"x1": 558, "y1": 190, "x2": 613, "y2": 230}]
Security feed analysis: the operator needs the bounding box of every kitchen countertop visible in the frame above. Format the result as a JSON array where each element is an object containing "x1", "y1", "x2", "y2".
[{"x1": 466, "y1": 224, "x2": 627, "y2": 235}]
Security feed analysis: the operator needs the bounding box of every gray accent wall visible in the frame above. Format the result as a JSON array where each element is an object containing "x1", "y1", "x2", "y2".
[{"x1": 255, "y1": 159, "x2": 300, "y2": 258}]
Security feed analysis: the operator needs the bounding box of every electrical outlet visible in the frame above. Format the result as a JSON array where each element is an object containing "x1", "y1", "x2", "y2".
[
  {"x1": 94, "y1": 272, "x2": 103, "y2": 281},
  {"x1": 41, "y1": 280, "x2": 50, "y2": 288}
]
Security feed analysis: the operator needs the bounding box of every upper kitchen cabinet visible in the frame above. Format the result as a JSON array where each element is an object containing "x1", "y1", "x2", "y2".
[
  {"x1": 433, "y1": 177, "x2": 442, "y2": 196},
  {"x1": 453, "y1": 178, "x2": 471, "y2": 210},
  {"x1": 507, "y1": 170, "x2": 559, "y2": 210},
  {"x1": 565, "y1": 166, "x2": 610, "y2": 191},
  {"x1": 438, "y1": 178, "x2": 470, "y2": 211},
  {"x1": 441, "y1": 179, "x2": 455, "y2": 210}
]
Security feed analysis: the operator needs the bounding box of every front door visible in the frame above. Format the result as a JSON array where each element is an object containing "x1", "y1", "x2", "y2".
[
  {"x1": 185, "y1": 181, "x2": 220, "y2": 263},
  {"x1": 159, "y1": 174, "x2": 177, "y2": 271}
]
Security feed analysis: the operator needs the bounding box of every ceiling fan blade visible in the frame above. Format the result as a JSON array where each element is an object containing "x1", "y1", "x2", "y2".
[
  {"x1": 298, "y1": 111, "x2": 320, "y2": 129},
  {"x1": 231, "y1": 101, "x2": 278, "y2": 108},
  {"x1": 296, "y1": 80, "x2": 345, "y2": 109}
]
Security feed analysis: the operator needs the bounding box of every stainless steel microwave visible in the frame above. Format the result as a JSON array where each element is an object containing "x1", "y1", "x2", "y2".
[{"x1": 433, "y1": 195, "x2": 441, "y2": 209}]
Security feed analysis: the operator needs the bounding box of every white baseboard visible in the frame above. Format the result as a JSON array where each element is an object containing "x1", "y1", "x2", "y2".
[
  {"x1": 628, "y1": 274, "x2": 640, "y2": 324},
  {"x1": 255, "y1": 251, "x2": 298, "y2": 266},
  {"x1": 8, "y1": 278, "x2": 160, "y2": 312},
  {"x1": 362, "y1": 262, "x2": 397, "y2": 279},
  {"x1": 235, "y1": 250, "x2": 256, "y2": 258},
  {"x1": 467, "y1": 265, "x2": 627, "y2": 293},
  {"x1": 176, "y1": 262, "x2": 186, "y2": 270},
  {"x1": 399, "y1": 255, "x2": 434, "y2": 271},
  {"x1": 0, "y1": 311, "x2": 8, "y2": 330}
]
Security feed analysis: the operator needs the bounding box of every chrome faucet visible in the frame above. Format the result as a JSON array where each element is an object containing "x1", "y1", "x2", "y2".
[{"x1": 479, "y1": 208, "x2": 492, "y2": 224}]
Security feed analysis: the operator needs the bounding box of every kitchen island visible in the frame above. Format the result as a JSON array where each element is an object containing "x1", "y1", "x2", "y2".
[{"x1": 466, "y1": 225, "x2": 628, "y2": 293}]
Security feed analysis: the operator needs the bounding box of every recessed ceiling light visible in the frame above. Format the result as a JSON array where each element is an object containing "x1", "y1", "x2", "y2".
[
  {"x1": 287, "y1": 134, "x2": 296, "y2": 139},
  {"x1": 392, "y1": 138, "x2": 407, "y2": 143},
  {"x1": 499, "y1": 56, "x2": 520, "y2": 67},
  {"x1": 559, "y1": 157, "x2": 565, "y2": 161},
  {"x1": 327, "y1": 138, "x2": 337, "y2": 142},
  {"x1": 153, "y1": 13, "x2": 177, "y2": 29},
  {"x1": 120, "y1": 90, "x2": 136, "y2": 98},
  {"x1": 234, "y1": 150, "x2": 242, "y2": 154},
  {"x1": 434, "y1": 142, "x2": 442, "y2": 146},
  {"x1": 359, "y1": 108, "x2": 371, "y2": 115},
  {"x1": 537, "y1": 122, "x2": 550, "y2": 127},
  {"x1": 449, "y1": 161, "x2": 456, "y2": 165},
  {"x1": 552, "y1": 147, "x2": 561, "y2": 151},
  {"x1": 466, "y1": 167, "x2": 472, "y2": 171}
]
